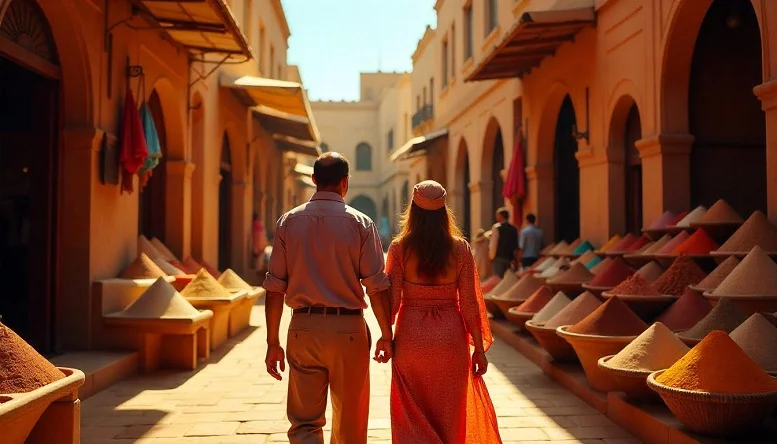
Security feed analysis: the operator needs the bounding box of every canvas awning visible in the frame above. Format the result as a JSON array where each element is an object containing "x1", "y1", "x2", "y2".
[
  {"x1": 273, "y1": 135, "x2": 321, "y2": 158},
  {"x1": 390, "y1": 129, "x2": 449, "y2": 162},
  {"x1": 293, "y1": 163, "x2": 313, "y2": 177},
  {"x1": 252, "y1": 105, "x2": 317, "y2": 143},
  {"x1": 298, "y1": 176, "x2": 316, "y2": 188},
  {"x1": 131, "y1": 0, "x2": 252, "y2": 57},
  {"x1": 466, "y1": 0, "x2": 595, "y2": 82},
  {"x1": 222, "y1": 75, "x2": 314, "y2": 118}
]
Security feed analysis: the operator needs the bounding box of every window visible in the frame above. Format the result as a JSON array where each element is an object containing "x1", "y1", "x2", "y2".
[
  {"x1": 451, "y1": 24, "x2": 456, "y2": 78},
  {"x1": 320, "y1": 142, "x2": 329, "y2": 152},
  {"x1": 464, "y1": 5, "x2": 473, "y2": 59},
  {"x1": 387, "y1": 129, "x2": 394, "y2": 151},
  {"x1": 259, "y1": 26, "x2": 266, "y2": 73},
  {"x1": 355, "y1": 143, "x2": 372, "y2": 171},
  {"x1": 442, "y1": 39, "x2": 449, "y2": 87},
  {"x1": 485, "y1": 0, "x2": 498, "y2": 34}
]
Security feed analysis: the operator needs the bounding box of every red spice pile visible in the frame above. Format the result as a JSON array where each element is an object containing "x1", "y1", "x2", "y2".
[
  {"x1": 716, "y1": 211, "x2": 777, "y2": 253},
  {"x1": 586, "y1": 257, "x2": 635, "y2": 287},
  {"x1": 0, "y1": 322, "x2": 64, "y2": 393},
  {"x1": 656, "y1": 288, "x2": 713, "y2": 332},
  {"x1": 655, "y1": 231, "x2": 690, "y2": 254},
  {"x1": 624, "y1": 235, "x2": 651, "y2": 253},
  {"x1": 610, "y1": 273, "x2": 662, "y2": 296},
  {"x1": 646, "y1": 211, "x2": 676, "y2": 230},
  {"x1": 671, "y1": 229, "x2": 719, "y2": 255},
  {"x1": 650, "y1": 255, "x2": 707, "y2": 296},
  {"x1": 567, "y1": 296, "x2": 648, "y2": 336},
  {"x1": 607, "y1": 233, "x2": 637, "y2": 252},
  {"x1": 516, "y1": 286, "x2": 554, "y2": 313}
]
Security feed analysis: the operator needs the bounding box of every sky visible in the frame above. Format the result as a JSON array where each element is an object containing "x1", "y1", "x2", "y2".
[{"x1": 282, "y1": 0, "x2": 437, "y2": 101}]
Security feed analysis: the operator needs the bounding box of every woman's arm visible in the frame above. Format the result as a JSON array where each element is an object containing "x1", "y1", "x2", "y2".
[{"x1": 457, "y1": 240, "x2": 494, "y2": 353}]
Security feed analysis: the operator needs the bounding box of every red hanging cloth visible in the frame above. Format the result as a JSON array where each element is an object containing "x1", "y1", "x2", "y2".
[
  {"x1": 119, "y1": 85, "x2": 149, "y2": 194},
  {"x1": 502, "y1": 137, "x2": 526, "y2": 225}
]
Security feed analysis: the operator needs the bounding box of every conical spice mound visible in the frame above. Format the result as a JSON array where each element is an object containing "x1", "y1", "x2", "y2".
[
  {"x1": 693, "y1": 256, "x2": 740, "y2": 291},
  {"x1": 696, "y1": 199, "x2": 743, "y2": 224},
  {"x1": 563, "y1": 238, "x2": 582, "y2": 254},
  {"x1": 646, "y1": 211, "x2": 676, "y2": 230},
  {"x1": 607, "y1": 322, "x2": 690, "y2": 372},
  {"x1": 730, "y1": 313, "x2": 777, "y2": 373},
  {"x1": 116, "y1": 277, "x2": 201, "y2": 319},
  {"x1": 532, "y1": 292, "x2": 572, "y2": 323},
  {"x1": 547, "y1": 262, "x2": 594, "y2": 284},
  {"x1": 540, "y1": 243, "x2": 557, "y2": 256},
  {"x1": 549, "y1": 241, "x2": 569, "y2": 255},
  {"x1": 656, "y1": 288, "x2": 712, "y2": 332},
  {"x1": 181, "y1": 269, "x2": 233, "y2": 299},
  {"x1": 487, "y1": 271, "x2": 518, "y2": 297},
  {"x1": 218, "y1": 268, "x2": 253, "y2": 291},
  {"x1": 138, "y1": 235, "x2": 163, "y2": 259},
  {"x1": 598, "y1": 235, "x2": 623, "y2": 252},
  {"x1": 682, "y1": 297, "x2": 749, "y2": 340},
  {"x1": 674, "y1": 206, "x2": 707, "y2": 228},
  {"x1": 495, "y1": 274, "x2": 545, "y2": 301},
  {"x1": 607, "y1": 233, "x2": 637, "y2": 253},
  {"x1": 670, "y1": 229, "x2": 719, "y2": 255},
  {"x1": 0, "y1": 322, "x2": 64, "y2": 393},
  {"x1": 574, "y1": 251, "x2": 597, "y2": 267},
  {"x1": 655, "y1": 231, "x2": 690, "y2": 254},
  {"x1": 587, "y1": 257, "x2": 635, "y2": 287},
  {"x1": 544, "y1": 291, "x2": 602, "y2": 329},
  {"x1": 609, "y1": 273, "x2": 662, "y2": 296},
  {"x1": 515, "y1": 286, "x2": 554, "y2": 313},
  {"x1": 119, "y1": 253, "x2": 168, "y2": 280},
  {"x1": 711, "y1": 246, "x2": 777, "y2": 297},
  {"x1": 656, "y1": 330, "x2": 777, "y2": 394},
  {"x1": 183, "y1": 257, "x2": 205, "y2": 275},
  {"x1": 639, "y1": 234, "x2": 673, "y2": 255},
  {"x1": 715, "y1": 211, "x2": 777, "y2": 253},
  {"x1": 566, "y1": 296, "x2": 648, "y2": 336},
  {"x1": 636, "y1": 261, "x2": 664, "y2": 283},
  {"x1": 650, "y1": 255, "x2": 706, "y2": 296},
  {"x1": 151, "y1": 237, "x2": 178, "y2": 262}
]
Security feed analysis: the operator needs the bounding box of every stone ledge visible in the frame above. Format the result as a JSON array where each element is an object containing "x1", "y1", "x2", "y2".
[{"x1": 51, "y1": 350, "x2": 139, "y2": 400}]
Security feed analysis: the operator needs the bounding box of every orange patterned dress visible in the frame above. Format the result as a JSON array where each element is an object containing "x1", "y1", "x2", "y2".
[{"x1": 386, "y1": 240, "x2": 502, "y2": 443}]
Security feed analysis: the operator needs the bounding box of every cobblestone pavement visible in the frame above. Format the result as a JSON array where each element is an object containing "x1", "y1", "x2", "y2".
[{"x1": 81, "y1": 304, "x2": 639, "y2": 443}]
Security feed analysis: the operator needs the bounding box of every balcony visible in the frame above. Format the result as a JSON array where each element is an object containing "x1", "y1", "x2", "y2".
[{"x1": 412, "y1": 104, "x2": 434, "y2": 130}]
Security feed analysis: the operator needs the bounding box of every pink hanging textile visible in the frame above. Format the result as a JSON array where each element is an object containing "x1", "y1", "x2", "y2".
[
  {"x1": 502, "y1": 138, "x2": 526, "y2": 225},
  {"x1": 119, "y1": 85, "x2": 149, "y2": 194}
]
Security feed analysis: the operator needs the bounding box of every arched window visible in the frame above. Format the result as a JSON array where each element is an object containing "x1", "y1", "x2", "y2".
[
  {"x1": 320, "y1": 142, "x2": 329, "y2": 152},
  {"x1": 355, "y1": 142, "x2": 372, "y2": 171}
]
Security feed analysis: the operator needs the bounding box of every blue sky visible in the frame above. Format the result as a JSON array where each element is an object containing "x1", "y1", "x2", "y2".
[{"x1": 283, "y1": 0, "x2": 437, "y2": 101}]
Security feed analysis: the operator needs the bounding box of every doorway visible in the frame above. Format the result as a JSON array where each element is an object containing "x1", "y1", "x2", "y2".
[
  {"x1": 491, "y1": 130, "x2": 505, "y2": 217},
  {"x1": 218, "y1": 132, "x2": 233, "y2": 271},
  {"x1": 554, "y1": 95, "x2": 580, "y2": 242},
  {"x1": 463, "y1": 153, "x2": 471, "y2": 238},
  {"x1": 624, "y1": 104, "x2": 643, "y2": 234},
  {"x1": 138, "y1": 90, "x2": 167, "y2": 241},
  {"x1": 0, "y1": 3, "x2": 60, "y2": 353}
]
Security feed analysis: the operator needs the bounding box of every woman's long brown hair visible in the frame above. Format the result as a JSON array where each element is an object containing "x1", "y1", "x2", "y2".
[{"x1": 394, "y1": 201, "x2": 463, "y2": 278}]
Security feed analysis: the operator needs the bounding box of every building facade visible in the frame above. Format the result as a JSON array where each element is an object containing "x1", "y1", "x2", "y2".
[{"x1": 0, "y1": 0, "x2": 319, "y2": 353}]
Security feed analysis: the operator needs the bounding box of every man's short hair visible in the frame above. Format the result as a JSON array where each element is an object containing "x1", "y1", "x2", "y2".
[
  {"x1": 526, "y1": 213, "x2": 536, "y2": 224},
  {"x1": 313, "y1": 152, "x2": 350, "y2": 187},
  {"x1": 496, "y1": 207, "x2": 509, "y2": 220}
]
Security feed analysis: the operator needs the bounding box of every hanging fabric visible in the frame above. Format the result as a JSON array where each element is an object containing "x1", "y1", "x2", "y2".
[
  {"x1": 119, "y1": 83, "x2": 149, "y2": 194},
  {"x1": 502, "y1": 136, "x2": 526, "y2": 225},
  {"x1": 139, "y1": 100, "x2": 162, "y2": 190}
]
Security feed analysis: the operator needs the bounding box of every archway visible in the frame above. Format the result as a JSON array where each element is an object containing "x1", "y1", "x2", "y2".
[
  {"x1": 455, "y1": 139, "x2": 472, "y2": 238},
  {"x1": 0, "y1": 0, "x2": 60, "y2": 351},
  {"x1": 355, "y1": 142, "x2": 372, "y2": 171},
  {"x1": 139, "y1": 90, "x2": 168, "y2": 241},
  {"x1": 554, "y1": 95, "x2": 580, "y2": 242},
  {"x1": 349, "y1": 195, "x2": 378, "y2": 221},
  {"x1": 482, "y1": 118, "x2": 504, "y2": 223},
  {"x1": 190, "y1": 92, "x2": 205, "y2": 259},
  {"x1": 688, "y1": 0, "x2": 764, "y2": 216},
  {"x1": 624, "y1": 105, "x2": 643, "y2": 234},
  {"x1": 218, "y1": 132, "x2": 233, "y2": 270},
  {"x1": 609, "y1": 95, "x2": 644, "y2": 234}
]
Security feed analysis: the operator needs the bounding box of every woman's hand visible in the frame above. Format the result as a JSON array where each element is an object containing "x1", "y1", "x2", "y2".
[{"x1": 472, "y1": 350, "x2": 488, "y2": 376}]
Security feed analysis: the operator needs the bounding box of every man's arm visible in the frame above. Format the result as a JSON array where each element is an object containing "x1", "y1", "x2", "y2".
[
  {"x1": 488, "y1": 226, "x2": 499, "y2": 261},
  {"x1": 263, "y1": 220, "x2": 289, "y2": 380},
  {"x1": 359, "y1": 223, "x2": 394, "y2": 359}
]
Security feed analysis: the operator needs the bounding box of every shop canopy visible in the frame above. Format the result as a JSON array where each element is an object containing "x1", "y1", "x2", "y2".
[
  {"x1": 390, "y1": 129, "x2": 449, "y2": 162},
  {"x1": 293, "y1": 163, "x2": 314, "y2": 177},
  {"x1": 273, "y1": 134, "x2": 322, "y2": 158},
  {"x1": 252, "y1": 105, "x2": 317, "y2": 144},
  {"x1": 132, "y1": 0, "x2": 252, "y2": 58},
  {"x1": 466, "y1": 0, "x2": 595, "y2": 82}
]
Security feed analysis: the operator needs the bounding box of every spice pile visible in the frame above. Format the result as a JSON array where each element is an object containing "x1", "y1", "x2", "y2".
[
  {"x1": 650, "y1": 255, "x2": 707, "y2": 296},
  {"x1": 637, "y1": 234, "x2": 673, "y2": 256},
  {"x1": 598, "y1": 235, "x2": 623, "y2": 253},
  {"x1": 532, "y1": 292, "x2": 572, "y2": 322},
  {"x1": 681, "y1": 297, "x2": 748, "y2": 340},
  {"x1": 692, "y1": 256, "x2": 740, "y2": 291},
  {"x1": 654, "y1": 231, "x2": 690, "y2": 255},
  {"x1": 181, "y1": 269, "x2": 233, "y2": 299},
  {"x1": 673, "y1": 206, "x2": 707, "y2": 228},
  {"x1": 480, "y1": 275, "x2": 501, "y2": 293},
  {"x1": 572, "y1": 240, "x2": 594, "y2": 255},
  {"x1": 549, "y1": 241, "x2": 570, "y2": 256},
  {"x1": 515, "y1": 286, "x2": 554, "y2": 313},
  {"x1": 606, "y1": 234, "x2": 637, "y2": 253},
  {"x1": 670, "y1": 211, "x2": 689, "y2": 225},
  {"x1": 646, "y1": 211, "x2": 676, "y2": 230},
  {"x1": 117, "y1": 277, "x2": 201, "y2": 319},
  {"x1": 656, "y1": 330, "x2": 777, "y2": 394},
  {"x1": 624, "y1": 235, "x2": 651, "y2": 253},
  {"x1": 119, "y1": 253, "x2": 168, "y2": 279},
  {"x1": 486, "y1": 271, "x2": 518, "y2": 297},
  {"x1": 567, "y1": 297, "x2": 648, "y2": 337},
  {"x1": 540, "y1": 243, "x2": 557, "y2": 256},
  {"x1": 0, "y1": 322, "x2": 64, "y2": 393},
  {"x1": 695, "y1": 199, "x2": 743, "y2": 224},
  {"x1": 715, "y1": 211, "x2": 777, "y2": 254},
  {"x1": 710, "y1": 246, "x2": 777, "y2": 297},
  {"x1": 544, "y1": 292, "x2": 602, "y2": 329},
  {"x1": 636, "y1": 261, "x2": 664, "y2": 284},
  {"x1": 586, "y1": 257, "x2": 635, "y2": 288},
  {"x1": 548, "y1": 262, "x2": 594, "y2": 284},
  {"x1": 574, "y1": 251, "x2": 597, "y2": 268},
  {"x1": 670, "y1": 229, "x2": 719, "y2": 255},
  {"x1": 218, "y1": 269, "x2": 253, "y2": 291},
  {"x1": 729, "y1": 313, "x2": 777, "y2": 373},
  {"x1": 655, "y1": 288, "x2": 712, "y2": 332},
  {"x1": 607, "y1": 322, "x2": 690, "y2": 372},
  {"x1": 588, "y1": 256, "x2": 608, "y2": 273},
  {"x1": 610, "y1": 273, "x2": 662, "y2": 296}
]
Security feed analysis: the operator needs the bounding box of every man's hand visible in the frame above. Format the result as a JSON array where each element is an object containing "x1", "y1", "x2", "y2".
[
  {"x1": 265, "y1": 344, "x2": 286, "y2": 380},
  {"x1": 374, "y1": 338, "x2": 393, "y2": 363}
]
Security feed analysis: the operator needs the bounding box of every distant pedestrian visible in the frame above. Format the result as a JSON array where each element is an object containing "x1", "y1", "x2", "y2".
[
  {"x1": 488, "y1": 207, "x2": 519, "y2": 278},
  {"x1": 518, "y1": 214, "x2": 544, "y2": 269}
]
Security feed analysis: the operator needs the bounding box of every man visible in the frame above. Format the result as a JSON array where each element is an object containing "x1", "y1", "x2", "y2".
[
  {"x1": 518, "y1": 213, "x2": 544, "y2": 268},
  {"x1": 488, "y1": 207, "x2": 519, "y2": 278},
  {"x1": 263, "y1": 152, "x2": 394, "y2": 444}
]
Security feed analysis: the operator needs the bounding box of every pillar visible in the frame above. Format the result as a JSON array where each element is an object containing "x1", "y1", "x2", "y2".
[
  {"x1": 231, "y1": 180, "x2": 250, "y2": 277},
  {"x1": 468, "y1": 181, "x2": 487, "y2": 233},
  {"x1": 165, "y1": 160, "x2": 195, "y2": 259},
  {"x1": 755, "y1": 79, "x2": 777, "y2": 223},
  {"x1": 526, "y1": 164, "x2": 554, "y2": 243},
  {"x1": 636, "y1": 134, "x2": 694, "y2": 226}
]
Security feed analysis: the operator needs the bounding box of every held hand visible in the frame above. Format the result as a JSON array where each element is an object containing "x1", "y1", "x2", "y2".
[
  {"x1": 265, "y1": 344, "x2": 286, "y2": 381},
  {"x1": 472, "y1": 351, "x2": 488, "y2": 377},
  {"x1": 374, "y1": 338, "x2": 394, "y2": 363}
]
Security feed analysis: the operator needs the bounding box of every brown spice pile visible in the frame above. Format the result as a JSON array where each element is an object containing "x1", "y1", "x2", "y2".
[
  {"x1": 0, "y1": 322, "x2": 64, "y2": 393},
  {"x1": 498, "y1": 274, "x2": 545, "y2": 301},
  {"x1": 655, "y1": 231, "x2": 690, "y2": 254},
  {"x1": 118, "y1": 277, "x2": 201, "y2": 319},
  {"x1": 636, "y1": 261, "x2": 664, "y2": 283},
  {"x1": 716, "y1": 211, "x2": 777, "y2": 253},
  {"x1": 544, "y1": 292, "x2": 602, "y2": 329},
  {"x1": 567, "y1": 296, "x2": 648, "y2": 336},
  {"x1": 587, "y1": 257, "x2": 635, "y2": 287},
  {"x1": 218, "y1": 269, "x2": 253, "y2": 291},
  {"x1": 646, "y1": 211, "x2": 676, "y2": 230},
  {"x1": 694, "y1": 256, "x2": 740, "y2": 291},
  {"x1": 655, "y1": 288, "x2": 712, "y2": 332},
  {"x1": 610, "y1": 273, "x2": 662, "y2": 296},
  {"x1": 711, "y1": 246, "x2": 777, "y2": 297},
  {"x1": 640, "y1": 234, "x2": 673, "y2": 255},
  {"x1": 181, "y1": 269, "x2": 233, "y2": 299},
  {"x1": 607, "y1": 322, "x2": 690, "y2": 371},
  {"x1": 682, "y1": 298, "x2": 748, "y2": 340},
  {"x1": 119, "y1": 253, "x2": 168, "y2": 280},
  {"x1": 730, "y1": 313, "x2": 777, "y2": 373},
  {"x1": 696, "y1": 199, "x2": 743, "y2": 224},
  {"x1": 650, "y1": 255, "x2": 707, "y2": 296},
  {"x1": 675, "y1": 206, "x2": 707, "y2": 228},
  {"x1": 138, "y1": 235, "x2": 163, "y2": 259},
  {"x1": 548, "y1": 262, "x2": 594, "y2": 284}
]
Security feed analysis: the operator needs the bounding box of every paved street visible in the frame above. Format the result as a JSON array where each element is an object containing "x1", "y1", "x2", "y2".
[{"x1": 81, "y1": 304, "x2": 638, "y2": 443}]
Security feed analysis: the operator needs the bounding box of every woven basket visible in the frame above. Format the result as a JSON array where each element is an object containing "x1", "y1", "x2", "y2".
[
  {"x1": 492, "y1": 297, "x2": 525, "y2": 318},
  {"x1": 597, "y1": 355, "x2": 662, "y2": 403},
  {"x1": 675, "y1": 330, "x2": 702, "y2": 348},
  {"x1": 545, "y1": 281, "x2": 587, "y2": 298},
  {"x1": 702, "y1": 292, "x2": 777, "y2": 316},
  {"x1": 646, "y1": 370, "x2": 777, "y2": 437},
  {"x1": 524, "y1": 320, "x2": 578, "y2": 363},
  {"x1": 556, "y1": 326, "x2": 638, "y2": 392},
  {"x1": 600, "y1": 292, "x2": 677, "y2": 321},
  {"x1": 581, "y1": 283, "x2": 613, "y2": 298},
  {"x1": 506, "y1": 308, "x2": 535, "y2": 330},
  {"x1": 484, "y1": 295, "x2": 504, "y2": 319}
]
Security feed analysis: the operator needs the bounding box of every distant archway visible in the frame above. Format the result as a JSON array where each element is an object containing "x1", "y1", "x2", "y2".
[
  {"x1": 349, "y1": 195, "x2": 378, "y2": 221},
  {"x1": 455, "y1": 139, "x2": 472, "y2": 238},
  {"x1": 218, "y1": 131, "x2": 233, "y2": 270},
  {"x1": 554, "y1": 95, "x2": 580, "y2": 242},
  {"x1": 190, "y1": 92, "x2": 205, "y2": 258},
  {"x1": 482, "y1": 117, "x2": 504, "y2": 222},
  {"x1": 608, "y1": 95, "x2": 643, "y2": 234},
  {"x1": 355, "y1": 142, "x2": 372, "y2": 171},
  {"x1": 139, "y1": 89, "x2": 168, "y2": 242}
]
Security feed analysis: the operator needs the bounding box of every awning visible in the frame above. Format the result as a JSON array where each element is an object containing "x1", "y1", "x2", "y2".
[
  {"x1": 252, "y1": 105, "x2": 317, "y2": 143},
  {"x1": 222, "y1": 75, "x2": 314, "y2": 117},
  {"x1": 273, "y1": 135, "x2": 321, "y2": 158},
  {"x1": 466, "y1": 0, "x2": 595, "y2": 82},
  {"x1": 293, "y1": 163, "x2": 313, "y2": 177},
  {"x1": 390, "y1": 129, "x2": 449, "y2": 162},
  {"x1": 297, "y1": 176, "x2": 316, "y2": 188},
  {"x1": 131, "y1": 0, "x2": 252, "y2": 58}
]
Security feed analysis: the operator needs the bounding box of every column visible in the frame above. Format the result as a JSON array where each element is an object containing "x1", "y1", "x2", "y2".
[
  {"x1": 635, "y1": 134, "x2": 694, "y2": 226},
  {"x1": 525, "y1": 164, "x2": 554, "y2": 242},
  {"x1": 755, "y1": 79, "x2": 777, "y2": 222},
  {"x1": 468, "y1": 181, "x2": 486, "y2": 232},
  {"x1": 231, "y1": 180, "x2": 250, "y2": 277},
  {"x1": 165, "y1": 160, "x2": 195, "y2": 260}
]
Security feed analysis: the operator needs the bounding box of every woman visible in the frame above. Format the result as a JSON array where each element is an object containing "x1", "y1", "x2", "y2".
[{"x1": 386, "y1": 180, "x2": 502, "y2": 443}]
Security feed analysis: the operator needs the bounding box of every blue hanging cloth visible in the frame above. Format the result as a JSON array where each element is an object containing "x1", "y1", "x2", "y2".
[{"x1": 139, "y1": 100, "x2": 162, "y2": 175}]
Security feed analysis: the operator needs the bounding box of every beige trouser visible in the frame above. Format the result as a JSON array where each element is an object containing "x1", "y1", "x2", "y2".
[{"x1": 286, "y1": 312, "x2": 371, "y2": 444}]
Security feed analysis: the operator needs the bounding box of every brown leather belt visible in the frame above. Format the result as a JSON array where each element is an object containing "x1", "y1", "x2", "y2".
[{"x1": 293, "y1": 307, "x2": 363, "y2": 316}]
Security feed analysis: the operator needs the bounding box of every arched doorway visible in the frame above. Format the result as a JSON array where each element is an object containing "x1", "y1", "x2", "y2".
[
  {"x1": 688, "y1": 0, "x2": 764, "y2": 216},
  {"x1": 349, "y1": 195, "x2": 378, "y2": 221},
  {"x1": 554, "y1": 95, "x2": 580, "y2": 242},
  {"x1": 624, "y1": 105, "x2": 643, "y2": 234},
  {"x1": 190, "y1": 93, "x2": 205, "y2": 259},
  {"x1": 491, "y1": 130, "x2": 505, "y2": 217},
  {"x1": 0, "y1": 0, "x2": 60, "y2": 351},
  {"x1": 482, "y1": 118, "x2": 504, "y2": 224},
  {"x1": 455, "y1": 140, "x2": 472, "y2": 238},
  {"x1": 218, "y1": 132, "x2": 233, "y2": 271},
  {"x1": 139, "y1": 90, "x2": 167, "y2": 241}
]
